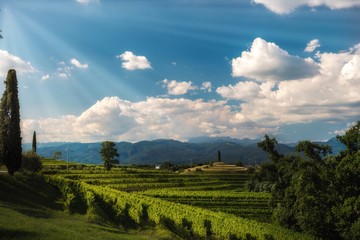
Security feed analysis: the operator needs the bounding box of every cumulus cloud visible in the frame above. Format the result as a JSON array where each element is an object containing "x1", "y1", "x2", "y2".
[
  {"x1": 22, "y1": 96, "x2": 272, "y2": 143},
  {"x1": 217, "y1": 81, "x2": 267, "y2": 100},
  {"x1": 232, "y1": 38, "x2": 319, "y2": 81},
  {"x1": 116, "y1": 51, "x2": 152, "y2": 70},
  {"x1": 41, "y1": 74, "x2": 50, "y2": 81},
  {"x1": 70, "y1": 58, "x2": 88, "y2": 69},
  {"x1": 162, "y1": 79, "x2": 197, "y2": 95},
  {"x1": 0, "y1": 49, "x2": 37, "y2": 77},
  {"x1": 305, "y1": 39, "x2": 320, "y2": 52},
  {"x1": 253, "y1": 0, "x2": 360, "y2": 14},
  {"x1": 219, "y1": 41, "x2": 360, "y2": 126},
  {"x1": 20, "y1": 42, "x2": 360, "y2": 143},
  {"x1": 341, "y1": 52, "x2": 360, "y2": 81}
]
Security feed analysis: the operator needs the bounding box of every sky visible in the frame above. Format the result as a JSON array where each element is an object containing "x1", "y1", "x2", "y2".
[{"x1": 0, "y1": 0, "x2": 359, "y2": 143}]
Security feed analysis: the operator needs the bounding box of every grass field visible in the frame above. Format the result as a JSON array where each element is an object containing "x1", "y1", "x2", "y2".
[{"x1": 0, "y1": 173, "x2": 181, "y2": 240}]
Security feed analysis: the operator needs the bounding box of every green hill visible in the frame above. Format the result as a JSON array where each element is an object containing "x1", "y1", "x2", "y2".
[{"x1": 0, "y1": 173, "x2": 179, "y2": 240}]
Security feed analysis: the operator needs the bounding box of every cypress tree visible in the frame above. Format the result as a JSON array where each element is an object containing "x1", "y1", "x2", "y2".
[
  {"x1": 32, "y1": 131, "x2": 37, "y2": 153},
  {"x1": 0, "y1": 69, "x2": 22, "y2": 175},
  {"x1": 217, "y1": 150, "x2": 222, "y2": 162}
]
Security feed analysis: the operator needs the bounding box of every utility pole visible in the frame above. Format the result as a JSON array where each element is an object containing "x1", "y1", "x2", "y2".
[
  {"x1": 66, "y1": 146, "x2": 69, "y2": 173},
  {"x1": 88, "y1": 144, "x2": 91, "y2": 163}
]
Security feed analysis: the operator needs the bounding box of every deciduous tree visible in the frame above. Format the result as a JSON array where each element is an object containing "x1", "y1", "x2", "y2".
[
  {"x1": 100, "y1": 141, "x2": 119, "y2": 171},
  {"x1": 254, "y1": 123, "x2": 360, "y2": 239}
]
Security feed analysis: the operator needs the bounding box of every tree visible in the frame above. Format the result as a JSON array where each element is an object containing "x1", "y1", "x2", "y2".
[
  {"x1": 255, "y1": 127, "x2": 360, "y2": 239},
  {"x1": 257, "y1": 134, "x2": 282, "y2": 163},
  {"x1": 22, "y1": 151, "x2": 42, "y2": 173},
  {"x1": 53, "y1": 151, "x2": 62, "y2": 160},
  {"x1": 337, "y1": 121, "x2": 360, "y2": 155},
  {"x1": 99, "y1": 141, "x2": 119, "y2": 171},
  {"x1": 0, "y1": 69, "x2": 22, "y2": 176},
  {"x1": 32, "y1": 131, "x2": 37, "y2": 153},
  {"x1": 333, "y1": 122, "x2": 360, "y2": 239},
  {"x1": 217, "y1": 150, "x2": 222, "y2": 162}
]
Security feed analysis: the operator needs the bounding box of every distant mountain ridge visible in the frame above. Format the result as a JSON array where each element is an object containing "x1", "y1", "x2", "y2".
[{"x1": 22, "y1": 137, "x2": 345, "y2": 166}]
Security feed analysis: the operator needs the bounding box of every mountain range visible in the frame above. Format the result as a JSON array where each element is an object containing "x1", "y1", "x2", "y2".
[{"x1": 22, "y1": 137, "x2": 345, "y2": 166}]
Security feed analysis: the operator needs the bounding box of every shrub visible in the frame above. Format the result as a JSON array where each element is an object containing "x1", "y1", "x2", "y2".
[
  {"x1": 22, "y1": 151, "x2": 42, "y2": 173},
  {"x1": 236, "y1": 161, "x2": 244, "y2": 167}
]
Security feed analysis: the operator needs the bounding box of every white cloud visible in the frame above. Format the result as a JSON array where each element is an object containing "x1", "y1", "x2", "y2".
[
  {"x1": 305, "y1": 39, "x2": 320, "y2": 52},
  {"x1": 57, "y1": 64, "x2": 72, "y2": 79},
  {"x1": 201, "y1": 82, "x2": 212, "y2": 92},
  {"x1": 162, "y1": 79, "x2": 197, "y2": 95},
  {"x1": 19, "y1": 42, "x2": 360, "y2": 143},
  {"x1": 219, "y1": 41, "x2": 360, "y2": 126},
  {"x1": 41, "y1": 74, "x2": 50, "y2": 81},
  {"x1": 330, "y1": 122, "x2": 357, "y2": 136},
  {"x1": 0, "y1": 49, "x2": 37, "y2": 77},
  {"x1": 253, "y1": 0, "x2": 360, "y2": 14},
  {"x1": 116, "y1": 51, "x2": 152, "y2": 70},
  {"x1": 232, "y1": 38, "x2": 319, "y2": 81},
  {"x1": 341, "y1": 53, "x2": 360, "y2": 81},
  {"x1": 217, "y1": 81, "x2": 263, "y2": 100},
  {"x1": 22, "y1": 96, "x2": 272, "y2": 143},
  {"x1": 70, "y1": 58, "x2": 88, "y2": 69},
  {"x1": 76, "y1": 0, "x2": 99, "y2": 5}
]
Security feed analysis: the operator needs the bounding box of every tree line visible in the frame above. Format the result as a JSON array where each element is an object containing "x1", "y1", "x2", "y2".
[{"x1": 250, "y1": 123, "x2": 360, "y2": 239}]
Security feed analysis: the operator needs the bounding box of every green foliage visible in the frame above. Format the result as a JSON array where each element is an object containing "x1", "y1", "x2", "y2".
[
  {"x1": 0, "y1": 69, "x2": 22, "y2": 175},
  {"x1": 254, "y1": 122, "x2": 360, "y2": 239},
  {"x1": 295, "y1": 140, "x2": 332, "y2": 161},
  {"x1": 53, "y1": 150, "x2": 62, "y2": 159},
  {"x1": 257, "y1": 135, "x2": 282, "y2": 163},
  {"x1": 45, "y1": 174, "x2": 312, "y2": 240},
  {"x1": 235, "y1": 160, "x2": 244, "y2": 167},
  {"x1": 337, "y1": 121, "x2": 360, "y2": 155},
  {"x1": 99, "y1": 141, "x2": 119, "y2": 171},
  {"x1": 22, "y1": 151, "x2": 42, "y2": 173}
]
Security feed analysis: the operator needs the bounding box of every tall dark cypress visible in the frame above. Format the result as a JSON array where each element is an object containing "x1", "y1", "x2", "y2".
[
  {"x1": 0, "y1": 69, "x2": 22, "y2": 175},
  {"x1": 32, "y1": 131, "x2": 37, "y2": 153}
]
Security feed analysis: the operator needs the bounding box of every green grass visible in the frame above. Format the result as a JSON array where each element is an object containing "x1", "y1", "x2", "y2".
[{"x1": 0, "y1": 173, "x2": 181, "y2": 240}]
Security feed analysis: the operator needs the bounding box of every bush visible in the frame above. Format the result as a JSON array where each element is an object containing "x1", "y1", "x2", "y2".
[
  {"x1": 247, "y1": 166, "x2": 256, "y2": 174},
  {"x1": 236, "y1": 161, "x2": 244, "y2": 167},
  {"x1": 22, "y1": 151, "x2": 42, "y2": 173}
]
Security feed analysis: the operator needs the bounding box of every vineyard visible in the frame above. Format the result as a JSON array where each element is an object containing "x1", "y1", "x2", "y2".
[{"x1": 44, "y1": 168, "x2": 314, "y2": 240}]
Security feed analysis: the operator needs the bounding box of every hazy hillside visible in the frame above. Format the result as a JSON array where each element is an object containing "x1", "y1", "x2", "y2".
[{"x1": 22, "y1": 137, "x2": 344, "y2": 166}]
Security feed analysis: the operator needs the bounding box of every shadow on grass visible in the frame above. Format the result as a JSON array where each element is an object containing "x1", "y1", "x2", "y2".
[
  {"x1": 13, "y1": 206, "x2": 54, "y2": 219},
  {"x1": 0, "y1": 227, "x2": 38, "y2": 240},
  {"x1": 0, "y1": 174, "x2": 63, "y2": 212},
  {"x1": 89, "y1": 224, "x2": 129, "y2": 234}
]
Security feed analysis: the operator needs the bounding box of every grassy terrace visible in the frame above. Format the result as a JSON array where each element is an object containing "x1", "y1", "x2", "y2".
[{"x1": 0, "y1": 173, "x2": 180, "y2": 240}]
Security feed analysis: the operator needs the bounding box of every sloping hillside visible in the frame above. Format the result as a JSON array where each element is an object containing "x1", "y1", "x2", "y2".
[
  {"x1": 0, "y1": 174, "x2": 179, "y2": 240},
  {"x1": 23, "y1": 139, "x2": 295, "y2": 165}
]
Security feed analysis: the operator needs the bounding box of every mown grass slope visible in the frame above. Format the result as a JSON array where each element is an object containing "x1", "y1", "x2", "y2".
[{"x1": 0, "y1": 173, "x2": 180, "y2": 240}]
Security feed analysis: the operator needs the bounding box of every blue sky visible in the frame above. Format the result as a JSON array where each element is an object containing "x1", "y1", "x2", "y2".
[{"x1": 0, "y1": 0, "x2": 359, "y2": 143}]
